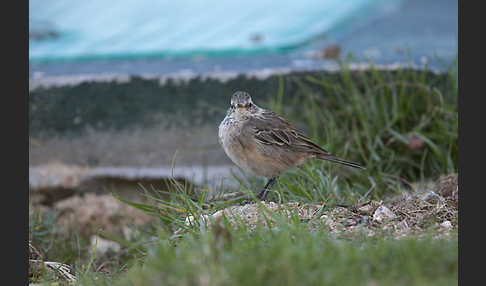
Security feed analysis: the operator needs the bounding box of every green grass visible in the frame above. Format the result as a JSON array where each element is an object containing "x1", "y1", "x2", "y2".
[
  {"x1": 28, "y1": 206, "x2": 154, "y2": 285},
  {"x1": 212, "y1": 58, "x2": 457, "y2": 206},
  {"x1": 29, "y1": 208, "x2": 83, "y2": 266},
  {"x1": 113, "y1": 225, "x2": 457, "y2": 286},
  {"x1": 268, "y1": 59, "x2": 457, "y2": 202},
  {"x1": 29, "y1": 58, "x2": 458, "y2": 285}
]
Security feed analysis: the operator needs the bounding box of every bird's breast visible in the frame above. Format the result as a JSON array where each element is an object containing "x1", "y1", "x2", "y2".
[{"x1": 218, "y1": 117, "x2": 256, "y2": 172}]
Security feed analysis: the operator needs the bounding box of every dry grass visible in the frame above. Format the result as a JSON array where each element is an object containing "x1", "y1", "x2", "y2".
[{"x1": 186, "y1": 174, "x2": 458, "y2": 238}]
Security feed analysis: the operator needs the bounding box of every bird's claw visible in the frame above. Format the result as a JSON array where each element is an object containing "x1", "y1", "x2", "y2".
[
  {"x1": 240, "y1": 197, "x2": 257, "y2": 205},
  {"x1": 239, "y1": 189, "x2": 269, "y2": 205}
]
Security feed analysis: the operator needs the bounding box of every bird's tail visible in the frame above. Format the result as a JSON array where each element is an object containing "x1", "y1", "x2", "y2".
[{"x1": 317, "y1": 154, "x2": 366, "y2": 169}]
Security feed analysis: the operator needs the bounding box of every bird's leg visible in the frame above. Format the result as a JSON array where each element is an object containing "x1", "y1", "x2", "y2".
[
  {"x1": 256, "y1": 177, "x2": 277, "y2": 201},
  {"x1": 240, "y1": 177, "x2": 277, "y2": 205}
]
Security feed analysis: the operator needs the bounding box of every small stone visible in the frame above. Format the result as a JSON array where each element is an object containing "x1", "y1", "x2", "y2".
[
  {"x1": 90, "y1": 235, "x2": 120, "y2": 258},
  {"x1": 372, "y1": 206, "x2": 397, "y2": 223},
  {"x1": 211, "y1": 210, "x2": 224, "y2": 221},
  {"x1": 440, "y1": 220, "x2": 453, "y2": 229},
  {"x1": 357, "y1": 204, "x2": 374, "y2": 215}
]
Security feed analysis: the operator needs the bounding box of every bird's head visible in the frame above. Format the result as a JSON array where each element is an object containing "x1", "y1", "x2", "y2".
[{"x1": 228, "y1": 91, "x2": 259, "y2": 118}]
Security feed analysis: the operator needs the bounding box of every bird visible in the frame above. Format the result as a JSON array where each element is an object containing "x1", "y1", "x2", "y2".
[{"x1": 218, "y1": 91, "x2": 364, "y2": 202}]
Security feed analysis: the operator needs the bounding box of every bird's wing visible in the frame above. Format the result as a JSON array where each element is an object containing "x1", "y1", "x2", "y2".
[{"x1": 246, "y1": 110, "x2": 330, "y2": 154}]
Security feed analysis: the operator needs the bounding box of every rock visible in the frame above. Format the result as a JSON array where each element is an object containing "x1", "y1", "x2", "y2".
[
  {"x1": 372, "y1": 206, "x2": 397, "y2": 223},
  {"x1": 356, "y1": 201, "x2": 381, "y2": 215},
  {"x1": 90, "y1": 235, "x2": 121, "y2": 258},
  {"x1": 211, "y1": 210, "x2": 224, "y2": 221},
  {"x1": 440, "y1": 220, "x2": 453, "y2": 229},
  {"x1": 53, "y1": 193, "x2": 153, "y2": 236},
  {"x1": 357, "y1": 204, "x2": 374, "y2": 215}
]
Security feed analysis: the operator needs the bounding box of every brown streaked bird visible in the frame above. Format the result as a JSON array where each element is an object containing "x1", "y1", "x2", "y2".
[{"x1": 218, "y1": 91, "x2": 365, "y2": 202}]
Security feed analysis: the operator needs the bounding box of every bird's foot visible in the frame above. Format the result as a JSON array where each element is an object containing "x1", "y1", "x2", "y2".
[
  {"x1": 239, "y1": 189, "x2": 270, "y2": 205},
  {"x1": 239, "y1": 198, "x2": 255, "y2": 206}
]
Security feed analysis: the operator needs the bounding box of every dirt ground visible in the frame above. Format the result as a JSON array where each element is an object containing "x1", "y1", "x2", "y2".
[
  {"x1": 188, "y1": 173, "x2": 458, "y2": 238},
  {"x1": 29, "y1": 173, "x2": 457, "y2": 283},
  {"x1": 31, "y1": 173, "x2": 457, "y2": 239}
]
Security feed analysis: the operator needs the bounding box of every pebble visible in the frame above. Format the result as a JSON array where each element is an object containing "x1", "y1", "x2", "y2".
[
  {"x1": 440, "y1": 220, "x2": 453, "y2": 229},
  {"x1": 372, "y1": 206, "x2": 397, "y2": 223},
  {"x1": 90, "y1": 235, "x2": 121, "y2": 257}
]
